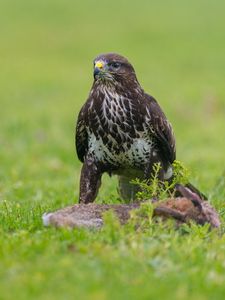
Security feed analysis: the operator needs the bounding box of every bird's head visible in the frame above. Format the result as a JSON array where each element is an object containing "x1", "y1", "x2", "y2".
[{"x1": 93, "y1": 53, "x2": 138, "y2": 87}]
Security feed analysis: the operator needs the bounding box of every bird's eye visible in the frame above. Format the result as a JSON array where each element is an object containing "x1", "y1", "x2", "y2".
[{"x1": 110, "y1": 62, "x2": 121, "y2": 69}]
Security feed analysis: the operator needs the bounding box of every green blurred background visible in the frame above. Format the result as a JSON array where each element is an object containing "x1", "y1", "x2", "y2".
[
  {"x1": 0, "y1": 1, "x2": 225, "y2": 299},
  {"x1": 0, "y1": 0, "x2": 224, "y2": 203}
]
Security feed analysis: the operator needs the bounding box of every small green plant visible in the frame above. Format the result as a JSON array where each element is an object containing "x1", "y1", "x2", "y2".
[
  {"x1": 101, "y1": 210, "x2": 124, "y2": 243},
  {"x1": 127, "y1": 201, "x2": 155, "y2": 229},
  {"x1": 131, "y1": 160, "x2": 190, "y2": 200}
]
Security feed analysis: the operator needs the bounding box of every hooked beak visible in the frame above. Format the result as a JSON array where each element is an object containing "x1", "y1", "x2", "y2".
[{"x1": 94, "y1": 60, "x2": 105, "y2": 78}]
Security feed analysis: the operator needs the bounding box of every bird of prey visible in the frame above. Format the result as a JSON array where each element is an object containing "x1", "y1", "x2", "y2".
[{"x1": 76, "y1": 53, "x2": 176, "y2": 203}]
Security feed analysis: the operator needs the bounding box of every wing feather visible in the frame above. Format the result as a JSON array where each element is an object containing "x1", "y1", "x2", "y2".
[
  {"x1": 75, "y1": 104, "x2": 88, "y2": 162},
  {"x1": 144, "y1": 94, "x2": 176, "y2": 164}
]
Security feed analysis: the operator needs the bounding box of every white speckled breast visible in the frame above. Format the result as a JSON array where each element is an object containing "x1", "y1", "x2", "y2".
[
  {"x1": 86, "y1": 87, "x2": 155, "y2": 168},
  {"x1": 88, "y1": 132, "x2": 153, "y2": 167}
]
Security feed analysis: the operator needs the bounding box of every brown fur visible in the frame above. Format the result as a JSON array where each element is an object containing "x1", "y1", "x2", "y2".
[{"x1": 43, "y1": 193, "x2": 220, "y2": 229}]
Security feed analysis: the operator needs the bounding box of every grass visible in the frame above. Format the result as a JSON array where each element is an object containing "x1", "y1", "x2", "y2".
[{"x1": 0, "y1": 0, "x2": 225, "y2": 299}]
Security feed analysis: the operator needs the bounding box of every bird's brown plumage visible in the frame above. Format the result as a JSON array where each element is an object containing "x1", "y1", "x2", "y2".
[{"x1": 76, "y1": 53, "x2": 176, "y2": 203}]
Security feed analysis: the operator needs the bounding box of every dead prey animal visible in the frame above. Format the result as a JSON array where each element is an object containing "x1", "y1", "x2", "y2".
[{"x1": 43, "y1": 185, "x2": 220, "y2": 229}]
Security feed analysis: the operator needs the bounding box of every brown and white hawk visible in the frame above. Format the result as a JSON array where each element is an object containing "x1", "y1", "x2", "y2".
[{"x1": 76, "y1": 53, "x2": 176, "y2": 203}]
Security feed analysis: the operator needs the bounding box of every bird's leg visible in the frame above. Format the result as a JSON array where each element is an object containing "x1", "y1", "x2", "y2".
[
  {"x1": 117, "y1": 175, "x2": 141, "y2": 201},
  {"x1": 79, "y1": 157, "x2": 102, "y2": 204}
]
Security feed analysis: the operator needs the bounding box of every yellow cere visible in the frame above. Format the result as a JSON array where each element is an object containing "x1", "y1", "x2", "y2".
[{"x1": 95, "y1": 61, "x2": 104, "y2": 69}]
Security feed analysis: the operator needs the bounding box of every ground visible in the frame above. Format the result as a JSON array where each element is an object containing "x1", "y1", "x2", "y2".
[{"x1": 0, "y1": 0, "x2": 225, "y2": 299}]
